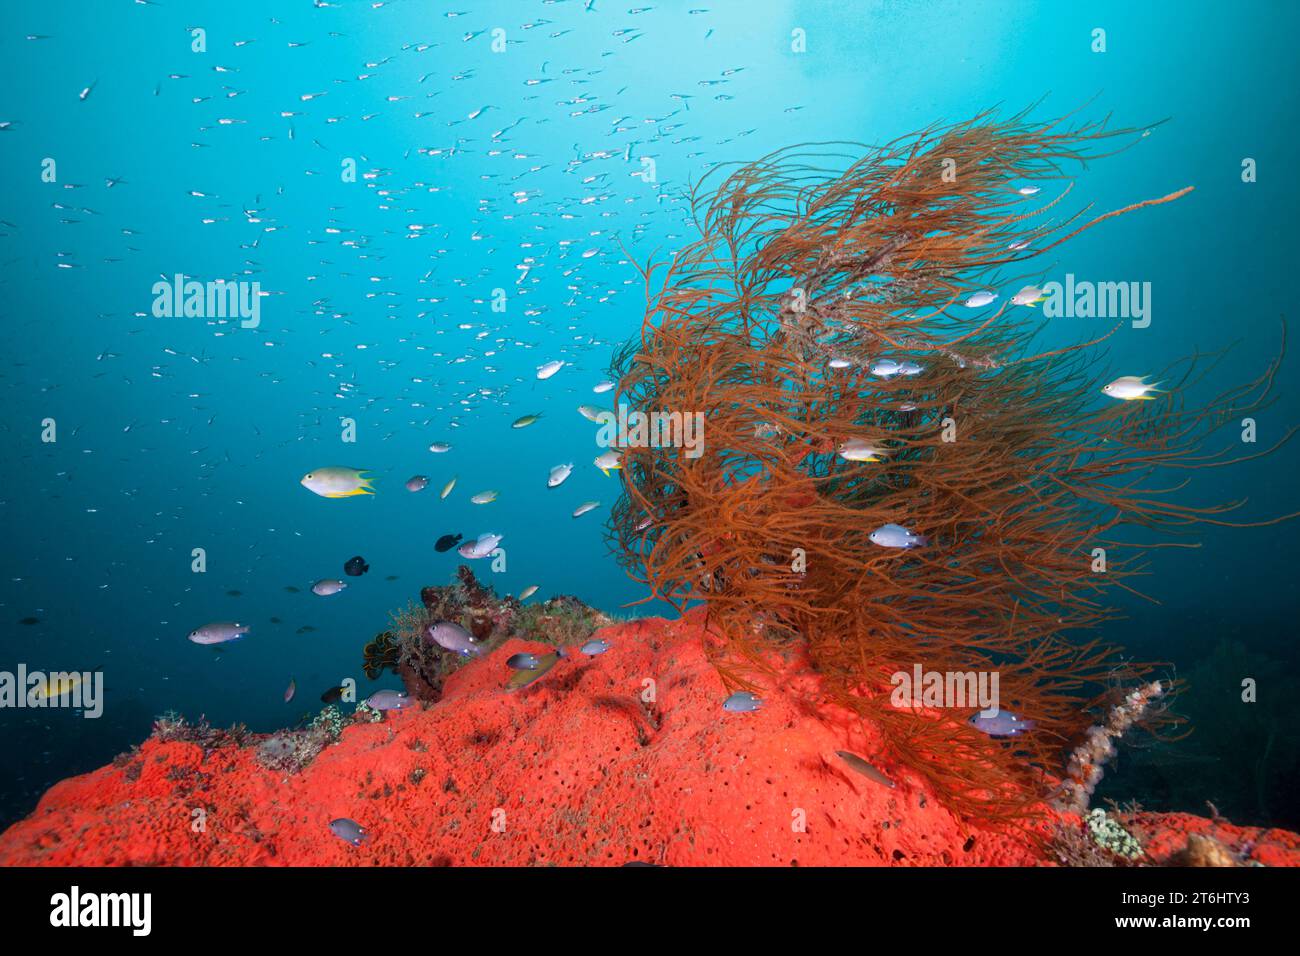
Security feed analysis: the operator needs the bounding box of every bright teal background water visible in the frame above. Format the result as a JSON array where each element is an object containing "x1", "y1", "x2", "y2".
[{"x1": 1, "y1": 1, "x2": 1297, "y2": 829}]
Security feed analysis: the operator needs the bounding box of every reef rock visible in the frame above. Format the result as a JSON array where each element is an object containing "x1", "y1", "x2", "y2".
[{"x1": 1, "y1": 609, "x2": 1296, "y2": 867}]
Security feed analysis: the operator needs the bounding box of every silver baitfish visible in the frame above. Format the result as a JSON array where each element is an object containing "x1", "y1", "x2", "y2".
[{"x1": 536, "y1": 359, "x2": 565, "y2": 380}]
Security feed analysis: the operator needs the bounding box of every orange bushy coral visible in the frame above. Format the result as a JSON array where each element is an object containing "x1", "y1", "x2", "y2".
[{"x1": 605, "y1": 107, "x2": 1294, "y2": 825}]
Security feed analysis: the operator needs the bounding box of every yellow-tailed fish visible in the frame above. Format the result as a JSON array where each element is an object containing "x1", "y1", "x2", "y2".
[
  {"x1": 594, "y1": 450, "x2": 622, "y2": 475},
  {"x1": 506, "y1": 651, "x2": 562, "y2": 690},
  {"x1": 1102, "y1": 376, "x2": 1162, "y2": 401},
  {"x1": 301, "y1": 467, "x2": 375, "y2": 498},
  {"x1": 837, "y1": 438, "x2": 886, "y2": 463},
  {"x1": 1010, "y1": 285, "x2": 1047, "y2": 307},
  {"x1": 30, "y1": 673, "x2": 83, "y2": 703}
]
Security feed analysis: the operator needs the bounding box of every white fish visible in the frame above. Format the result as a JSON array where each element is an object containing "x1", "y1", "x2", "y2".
[
  {"x1": 572, "y1": 501, "x2": 600, "y2": 518},
  {"x1": 828, "y1": 356, "x2": 854, "y2": 369},
  {"x1": 577, "y1": 404, "x2": 610, "y2": 423},
  {"x1": 470, "y1": 490, "x2": 498, "y2": 505},
  {"x1": 592, "y1": 380, "x2": 616, "y2": 393},
  {"x1": 870, "y1": 359, "x2": 901, "y2": 378},
  {"x1": 312, "y1": 579, "x2": 347, "y2": 596},
  {"x1": 428, "y1": 442, "x2": 452, "y2": 453},
  {"x1": 869, "y1": 523, "x2": 927, "y2": 549},
  {"x1": 1010, "y1": 285, "x2": 1046, "y2": 307},
  {"x1": 458, "y1": 532, "x2": 502, "y2": 559},
  {"x1": 964, "y1": 290, "x2": 998, "y2": 308},
  {"x1": 518, "y1": 585, "x2": 539, "y2": 601},
  {"x1": 594, "y1": 450, "x2": 622, "y2": 475},
  {"x1": 896, "y1": 361, "x2": 924, "y2": 376},
  {"x1": 536, "y1": 359, "x2": 565, "y2": 380},
  {"x1": 1017, "y1": 185, "x2": 1041, "y2": 196},
  {"x1": 548, "y1": 463, "x2": 573, "y2": 487},
  {"x1": 838, "y1": 438, "x2": 886, "y2": 463},
  {"x1": 1102, "y1": 376, "x2": 1162, "y2": 401},
  {"x1": 301, "y1": 467, "x2": 374, "y2": 498}
]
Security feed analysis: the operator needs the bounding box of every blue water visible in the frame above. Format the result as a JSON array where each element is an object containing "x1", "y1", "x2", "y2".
[{"x1": 1, "y1": 0, "x2": 1297, "y2": 831}]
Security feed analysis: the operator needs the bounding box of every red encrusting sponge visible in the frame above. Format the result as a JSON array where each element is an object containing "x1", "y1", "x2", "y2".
[{"x1": 0, "y1": 610, "x2": 1294, "y2": 867}]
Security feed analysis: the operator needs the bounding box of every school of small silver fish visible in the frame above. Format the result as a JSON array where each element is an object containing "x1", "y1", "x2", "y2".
[{"x1": 0, "y1": 3, "x2": 1112, "y2": 849}]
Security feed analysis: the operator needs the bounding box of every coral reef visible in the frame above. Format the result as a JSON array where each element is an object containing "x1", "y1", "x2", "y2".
[
  {"x1": 1047, "y1": 815, "x2": 1130, "y2": 867},
  {"x1": 1126, "y1": 807, "x2": 1295, "y2": 866},
  {"x1": 1084, "y1": 807, "x2": 1143, "y2": 860},
  {"x1": 605, "y1": 107, "x2": 1294, "y2": 823},
  {"x1": 151, "y1": 704, "x2": 362, "y2": 778},
  {"x1": 255, "y1": 706, "x2": 347, "y2": 774},
  {"x1": 1167, "y1": 833, "x2": 1242, "y2": 867},
  {"x1": 1046, "y1": 804, "x2": 1263, "y2": 867},
  {"x1": 1, "y1": 610, "x2": 1295, "y2": 867},
  {"x1": 377, "y1": 566, "x2": 613, "y2": 702},
  {"x1": 150, "y1": 711, "x2": 252, "y2": 752}
]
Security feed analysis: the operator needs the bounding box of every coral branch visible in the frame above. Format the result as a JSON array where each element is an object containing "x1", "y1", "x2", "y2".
[
  {"x1": 605, "y1": 106, "x2": 1291, "y2": 824},
  {"x1": 1054, "y1": 681, "x2": 1166, "y2": 814}
]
